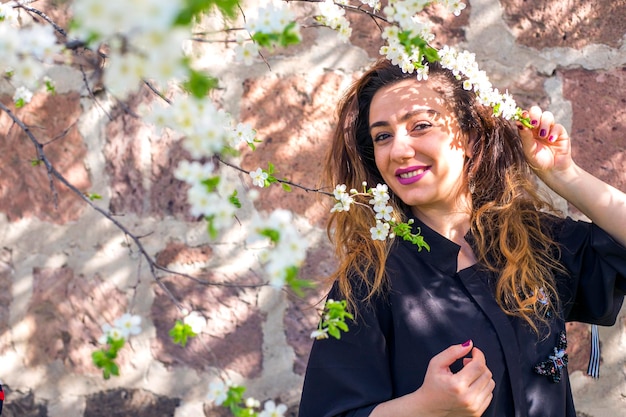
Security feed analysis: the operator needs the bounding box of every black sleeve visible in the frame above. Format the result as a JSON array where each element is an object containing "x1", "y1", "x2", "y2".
[
  {"x1": 556, "y1": 217, "x2": 626, "y2": 324},
  {"x1": 298, "y1": 281, "x2": 393, "y2": 417}
]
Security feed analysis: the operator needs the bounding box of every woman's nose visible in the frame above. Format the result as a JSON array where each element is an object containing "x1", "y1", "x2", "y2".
[{"x1": 390, "y1": 131, "x2": 414, "y2": 161}]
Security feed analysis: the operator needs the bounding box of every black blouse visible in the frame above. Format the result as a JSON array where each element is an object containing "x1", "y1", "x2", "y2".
[{"x1": 299, "y1": 215, "x2": 626, "y2": 417}]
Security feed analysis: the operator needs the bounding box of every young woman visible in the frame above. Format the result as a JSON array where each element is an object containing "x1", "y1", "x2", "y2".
[{"x1": 298, "y1": 59, "x2": 626, "y2": 417}]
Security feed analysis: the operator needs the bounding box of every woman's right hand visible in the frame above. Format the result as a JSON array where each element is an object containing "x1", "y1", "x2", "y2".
[{"x1": 411, "y1": 340, "x2": 495, "y2": 417}]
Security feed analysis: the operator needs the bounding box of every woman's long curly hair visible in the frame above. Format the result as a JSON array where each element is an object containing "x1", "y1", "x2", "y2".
[{"x1": 325, "y1": 59, "x2": 564, "y2": 333}]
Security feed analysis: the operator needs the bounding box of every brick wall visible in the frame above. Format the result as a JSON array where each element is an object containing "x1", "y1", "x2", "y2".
[{"x1": 0, "y1": 0, "x2": 624, "y2": 416}]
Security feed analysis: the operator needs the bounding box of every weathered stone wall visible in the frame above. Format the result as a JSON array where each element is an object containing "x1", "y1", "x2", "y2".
[{"x1": 0, "y1": 0, "x2": 625, "y2": 416}]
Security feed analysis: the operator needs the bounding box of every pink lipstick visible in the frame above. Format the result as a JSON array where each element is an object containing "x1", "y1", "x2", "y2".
[{"x1": 395, "y1": 166, "x2": 429, "y2": 185}]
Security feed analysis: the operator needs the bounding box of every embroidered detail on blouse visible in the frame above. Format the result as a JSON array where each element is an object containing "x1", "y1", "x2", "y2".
[
  {"x1": 536, "y1": 287, "x2": 553, "y2": 318},
  {"x1": 534, "y1": 331, "x2": 568, "y2": 383}
]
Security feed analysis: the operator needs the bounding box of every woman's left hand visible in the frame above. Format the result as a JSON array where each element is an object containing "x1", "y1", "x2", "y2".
[
  {"x1": 517, "y1": 105, "x2": 573, "y2": 175},
  {"x1": 517, "y1": 105, "x2": 626, "y2": 248}
]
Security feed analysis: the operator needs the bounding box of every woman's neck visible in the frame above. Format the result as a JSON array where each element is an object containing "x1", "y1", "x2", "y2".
[
  {"x1": 410, "y1": 206, "x2": 471, "y2": 246},
  {"x1": 411, "y1": 204, "x2": 477, "y2": 271}
]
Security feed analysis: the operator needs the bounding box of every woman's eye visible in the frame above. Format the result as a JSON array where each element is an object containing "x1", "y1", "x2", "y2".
[
  {"x1": 412, "y1": 122, "x2": 432, "y2": 131},
  {"x1": 373, "y1": 132, "x2": 391, "y2": 142}
]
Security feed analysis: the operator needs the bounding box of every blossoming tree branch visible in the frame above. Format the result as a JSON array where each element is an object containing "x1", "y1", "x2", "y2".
[{"x1": 0, "y1": 0, "x2": 533, "y2": 414}]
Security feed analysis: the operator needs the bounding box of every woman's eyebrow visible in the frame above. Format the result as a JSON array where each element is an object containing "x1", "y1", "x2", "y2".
[{"x1": 369, "y1": 109, "x2": 440, "y2": 132}]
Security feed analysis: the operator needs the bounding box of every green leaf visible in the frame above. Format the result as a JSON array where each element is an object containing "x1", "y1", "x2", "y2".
[
  {"x1": 285, "y1": 266, "x2": 314, "y2": 297},
  {"x1": 251, "y1": 32, "x2": 278, "y2": 48},
  {"x1": 281, "y1": 182, "x2": 292, "y2": 192},
  {"x1": 317, "y1": 299, "x2": 353, "y2": 340},
  {"x1": 229, "y1": 190, "x2": 242, "y2": 208},
  {"x1": 493, "y1": 102, "x2": 501, "y2": 116},
  {"x1": 183, "y1": 69, "x2": 218, "y2": 99},
  {"x1": 259, "y1": 228, "x2": 280, "y2": 243},
  {"x1": 105, "y1": 348, "x2": 118, "y2": 360},
  {"x1": 174, "y1": 0, "x2": 238, "y2": 25},
  {"x1": 109, "y1": 337, "x2": 125, "y2": 351},
  {"x1": 169, "y1": 320, "x2": 198, "y2": 347},
  {"x1": 392, "y1": 223, "x2": 430, "y2": 252},
  {"x1": 328, "y1": 325, "x2": 341, "y2": 339},
  {"x1": 92, "y1": 350, "x2": 107, "y2": 367},
  {"x1": 336, "y1": 321, "x2": 349, "y2": 332},
  {"x1": 223, "y1": 385, "x2": 250, "y2": 417},
  {"x1": 280, "y1": 22, "x2": 301, "y2": 47},
  {"x1": 108, "y1": 362, "x2": 120, "y2": 377},
  {"x1": 87, "y1": 193, "x2": 102, "y2": 201},
  {"x1": 514, "y1": 108, "x2": 534, "y2": 129},
  {"x1": 423, "y1": 46, "x2": 440, "y2": 63},
  {"x1": 206, "y1": 216, "x2": 218, "y2": 239},
  {"x1": 15, "y1": 98, "x2": 25, "y2": 108},
  {"x1": 202, "y1": 176, "x2": 220, "y2": 192}
]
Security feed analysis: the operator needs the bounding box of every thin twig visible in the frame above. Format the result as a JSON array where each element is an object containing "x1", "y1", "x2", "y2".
[
  {"x1": 143, "y1": 81, "x2": 172, "y2": 105},
  {"x1": 1, "y1": 102, "x2": 61, "y2": 208},
  {"x1": 236, "y1": 3, "x2": 272, "y2": 71},
  {"x1": 16, "y1": 1, "x2": 68, "y2": 38},
  {"x1": 0, "y1": 102, "x2": 264, "y2": 305},
  {"x1": 80, "y1": 64, "x2": 113, "y2": 121},
  {"x1": 42, "y1": 120, "x2": 78, "y2": 147},
  {"x1": 340, "y1": 3, "x2": 389, "y2": 24},
  {"x1": 192, "y1": 27, "x2": 247, "y2": 36},
  {"x1": 190, "y1": 37, "x2": 238, "y2": 44},
  {"x1": 216, "y1": 156, "x2": 333, "y2": 197}
]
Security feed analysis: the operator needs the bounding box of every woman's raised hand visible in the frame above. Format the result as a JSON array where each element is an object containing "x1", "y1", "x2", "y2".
[
  {"x1": 517, "y1": 105, "x2": 573, "y2": 175},
  {"x1": 516, "y1": 105, "x2": 626, "y2": 248}
]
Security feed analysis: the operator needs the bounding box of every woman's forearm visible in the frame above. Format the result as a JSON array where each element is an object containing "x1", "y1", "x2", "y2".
[{"x1": 537, "y1": 163, "x2": 626, "y2": 247}]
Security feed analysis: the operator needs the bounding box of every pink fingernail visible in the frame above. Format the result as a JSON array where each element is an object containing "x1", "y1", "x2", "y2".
[
  {"x1": 531, "y1": 119, "x2": 538, "y2": 126},
  {"x1": 548, "y1": 135, "x2": 556, "y2": 142},
  {"x1": 462, "y1": 339, "x2": 472, "y2": 347}
]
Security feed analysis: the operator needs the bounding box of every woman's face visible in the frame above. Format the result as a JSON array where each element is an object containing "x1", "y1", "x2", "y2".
[{"x1": 369, "y1": 78, "x2": 471, "y2": 215}]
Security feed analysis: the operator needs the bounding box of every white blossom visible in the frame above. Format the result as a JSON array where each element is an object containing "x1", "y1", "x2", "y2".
[
  {"x1": 436, "y1": 45, "x2": 521, "y2": 121},
  {"x1": 0, "y1": 1, "x2": 18, "y2": 26},
  {"x1": 250, "y1": 168, "x2": 269, "y2": 188},
  {"x1": 245, "y1": 2, "x2": 299, "y2": 40},
  {"x1": 183, "y1": 311, "x2": 207, "y2": 334},
  {"x1": 232, "y1": 122, "x2": 257, "y2": 147},
  {"x1": 259, "y1": 400, "x2": 288, "y2": 417},
  {"x1": 249, "y1": 209, "x2": 308, "y2": 288},
  {"x1": 174, "y1": 160, "x2": 215, "y2": 184},
  {"x1": 374, "y1": 204, "x2": 394, "y2": 221},
  {"x1": 245, "y1": 397, "x2": 261, "y2": 409},
  {"x1": 370, "y1": 220, "x2": 391, "y2": 241},
  {"x1": 234, "y1": 41, "x2": 260, "y2": 66},
  {"x1": 310, "y1": 328, "x2": 330, "y2": 339},
  {"x1": 317, "y1": 0, "x2": 352, "y2": 42},
  {"x1": 13, "y1": 86, "x2": 33, "y2": 106},
  {"x1": 206, "y1": 380, "x2": 230, "y2": 406},
  {"x1": 114, "y1": 313, "x2": 142, "y2": 339}
]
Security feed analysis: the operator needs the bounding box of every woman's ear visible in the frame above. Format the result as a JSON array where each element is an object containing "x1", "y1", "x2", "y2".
[{"x1": 464, "y1": 131, "x2": 477, "y2": 158}]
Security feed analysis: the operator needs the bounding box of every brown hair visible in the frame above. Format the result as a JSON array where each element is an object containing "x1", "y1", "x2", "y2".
[{"x1": 325, "y1": 59, "x2": 563, "y2": 333}]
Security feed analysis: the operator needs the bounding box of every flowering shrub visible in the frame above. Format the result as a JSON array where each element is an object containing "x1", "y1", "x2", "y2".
[
  {"x1": 0, "y1": 0, "x2": 536, "y2": 413},
  {"x1": 332, "y1": 182, "x2": 431, "y2": 249},
  {"x1": 207, "y1": 380, "x2": 289, "y2": 417},
  {"x1": 92, "y1": 314, "x2": 142, "y2": 379}
]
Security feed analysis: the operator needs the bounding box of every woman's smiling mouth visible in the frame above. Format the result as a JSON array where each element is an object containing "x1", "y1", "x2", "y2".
[{"x1": 395, "y1": 166, "x2": 430, "y2": 185}]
